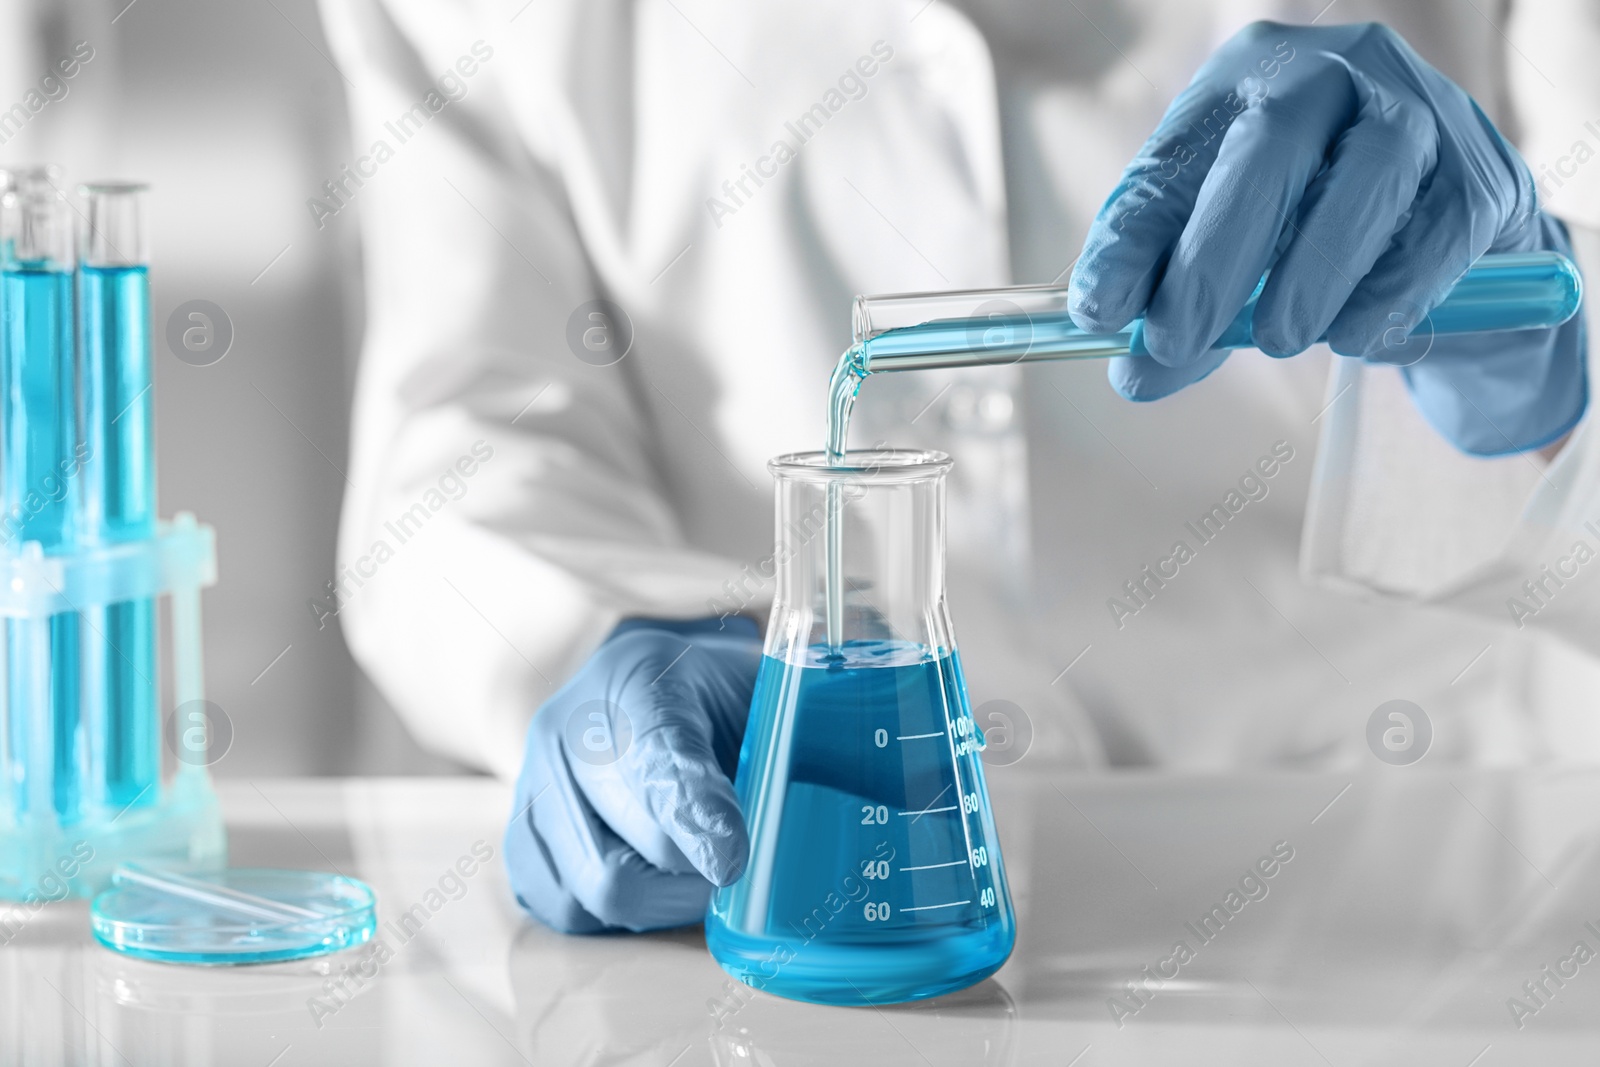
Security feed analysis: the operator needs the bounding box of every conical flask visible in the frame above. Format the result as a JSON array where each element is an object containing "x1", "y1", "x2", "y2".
[{"x1": 706, "y1": 449, "x2": 1015, "y2": 1005}]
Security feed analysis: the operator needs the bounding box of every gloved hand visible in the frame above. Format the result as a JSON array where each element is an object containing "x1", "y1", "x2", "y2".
[
  {"x1": 503, "y1": 617, "x2": 761, "y2": 933},
  {"x1": 1068, "y1": 21, "x2": 1587, "y2": 456}
]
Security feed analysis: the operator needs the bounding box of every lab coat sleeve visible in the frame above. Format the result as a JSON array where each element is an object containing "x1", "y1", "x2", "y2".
[
  {"x1": 1301, "y1": 0, "x2": 1600, "y2": 657},
  {"x1": 319, "y1": 0, "x2": 740, "y2": 775}
]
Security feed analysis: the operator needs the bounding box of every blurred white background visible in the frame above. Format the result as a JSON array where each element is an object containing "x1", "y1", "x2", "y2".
[{"x1": 0, "y1": 0, "x2": 460, "y2": 776}]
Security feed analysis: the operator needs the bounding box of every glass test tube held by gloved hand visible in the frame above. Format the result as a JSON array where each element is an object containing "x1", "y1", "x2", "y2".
[{"x1": 828, "y1": 251, "x2": 1583, "y2": 461}]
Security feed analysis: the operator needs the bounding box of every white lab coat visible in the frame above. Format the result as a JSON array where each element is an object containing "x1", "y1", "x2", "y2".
[{"x1": 319, "y1": 0, "x2": 1600, "y2": 777}]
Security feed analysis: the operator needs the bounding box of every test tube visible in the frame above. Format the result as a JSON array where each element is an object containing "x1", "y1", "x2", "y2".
[
  {"x1": 0, "y1": 166, "x2": 83, "y2": 820},
  {"x1": 78, "y1": 182, "x2": 159, "y2": 810},
  {"x1": 0, "y1": 170, "x2": 8, "y2": 811},
  {"x1": 849, "y1": 251, "x2": 1584, "y2": 371}
]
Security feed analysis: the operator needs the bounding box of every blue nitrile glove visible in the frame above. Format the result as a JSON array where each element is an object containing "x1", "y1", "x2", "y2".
[
  {"x1": 1068, "y1": 21, "x2": 1587, "y2": 456},
  {"x1": 504, "y1": 617, "x2": 761, "y2": 933}
]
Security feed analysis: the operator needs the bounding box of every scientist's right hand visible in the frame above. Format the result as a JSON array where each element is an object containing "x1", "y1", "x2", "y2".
[
  {"x1": 1068, "y1": 21, "x2": 1586, "y2": 456},
  {"x1": 504, "y1": 617, "x2": 761, "y2": 933}
]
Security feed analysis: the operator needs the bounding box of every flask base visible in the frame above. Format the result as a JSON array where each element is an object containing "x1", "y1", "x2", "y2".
[{"x1": 706, "y1": 917, "x2": 1014, "y2": 1006}]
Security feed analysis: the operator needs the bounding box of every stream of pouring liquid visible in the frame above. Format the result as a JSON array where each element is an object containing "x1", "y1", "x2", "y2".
[{"x1": 823, "y1": 346, "x2": 870, "y2": 652}]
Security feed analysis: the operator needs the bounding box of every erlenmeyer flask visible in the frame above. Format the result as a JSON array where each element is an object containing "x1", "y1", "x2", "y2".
[{"x1": 706, "y1": 449, "x2": 1015, "y2": 1005}]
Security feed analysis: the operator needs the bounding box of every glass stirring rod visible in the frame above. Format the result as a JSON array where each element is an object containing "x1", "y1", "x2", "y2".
[{"x1": 828, "y1": 250, "x2": 1583, "y2": 460}]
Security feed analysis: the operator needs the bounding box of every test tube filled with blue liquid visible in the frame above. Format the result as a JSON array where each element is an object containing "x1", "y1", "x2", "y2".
[
  {"x1": 78, "y1": 182, "x2": 159, "y2": 811},
  {"x1": 1, "y1": 169, "x2": 83, "y2": 820},
  {"x1": 707, "y1": 450, "x2": 1015, "y2": 1005}
]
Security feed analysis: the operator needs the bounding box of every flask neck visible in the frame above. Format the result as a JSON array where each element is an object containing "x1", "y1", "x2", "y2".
[{"x1": 765, "y1": 450, "x2": 954, "y2": 665}]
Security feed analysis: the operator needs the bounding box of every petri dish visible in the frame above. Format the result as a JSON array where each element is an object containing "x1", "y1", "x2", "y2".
[{"x1": 90, "y1": 864, "x2": 377, "y2": 965}]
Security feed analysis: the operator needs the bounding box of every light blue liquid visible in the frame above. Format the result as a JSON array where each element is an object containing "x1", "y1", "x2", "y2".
[
  {"x1": 858, "y1": 251, "x2": 1584, "y2": 370},
  {"x1": 80, "y1": 265, "x2": 158, "y2": 809},
  {"x1": 706, "y1": 641, "x2": 1014, "y2": 1005},
  {"x1": 1, "y1": 264, "x2": 81, "y2": 820}
]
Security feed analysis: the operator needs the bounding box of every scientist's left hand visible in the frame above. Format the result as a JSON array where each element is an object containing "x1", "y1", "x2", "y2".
[
  {"x1": 503, "y1": 617, "x2": 760, "y2": 934},
  {"x1": 1069, "y1": 21, "x2": 1586, "y2": 455}
]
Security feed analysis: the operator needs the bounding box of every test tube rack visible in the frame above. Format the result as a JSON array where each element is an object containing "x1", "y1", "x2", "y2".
[{"x1": 0, "y1": 514, "x2": 225, "y2": 901}]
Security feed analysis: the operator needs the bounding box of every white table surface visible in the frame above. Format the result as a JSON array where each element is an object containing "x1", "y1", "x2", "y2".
[{"x1": 3, "y1": 769, "x2": 1599, "y2": 1065}]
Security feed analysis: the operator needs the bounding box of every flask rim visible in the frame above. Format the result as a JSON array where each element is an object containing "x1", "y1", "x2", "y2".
[{"x1": 768, "y1": 449, "x2": 952, "y2": 484}]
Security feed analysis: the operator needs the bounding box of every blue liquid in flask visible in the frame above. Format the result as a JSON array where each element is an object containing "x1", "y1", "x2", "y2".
[
  {"x1": 79, "y1": 263, "x2": 159, "y2": 809},
  {"x1": 706, "y1": 639, "x2": 1015, "y2": 1005}
]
